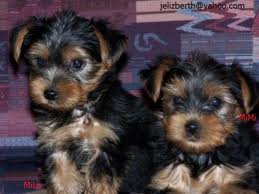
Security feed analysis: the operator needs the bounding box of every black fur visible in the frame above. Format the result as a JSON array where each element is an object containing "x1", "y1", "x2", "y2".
[
  {"x1": 141, "y1": 52, "x2": 259, "y2": 193},
  {"x1": 10, "y1": 10, "x2": 167, "y2": 193},
  {"x1": 37, "y1": 78, "x2": 167, "y2": 193}
]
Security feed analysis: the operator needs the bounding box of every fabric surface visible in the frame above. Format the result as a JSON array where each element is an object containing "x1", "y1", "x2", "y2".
[{"x1": 1, "y1": 0, "x2": 259, "y2": 193}]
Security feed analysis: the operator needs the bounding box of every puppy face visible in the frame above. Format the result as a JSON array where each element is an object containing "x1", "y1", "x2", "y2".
[
  {"x1": 141, "y1": 52, "x2": 257, "y2": 153},
  {"x1": 10, "y1": 11, "x2": 127, "y2": 111}
]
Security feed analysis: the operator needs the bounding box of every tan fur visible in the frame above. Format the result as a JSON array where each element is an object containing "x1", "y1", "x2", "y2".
[
  {"x1": 94, "y1": 28, "x2": 110, "y2": 67},
  {"x1": 81, "y1": 63, "x2": 108, "y2": 97},
  {"x1": 13, "y1": 26, "x2": 29, "y2": 62},
  {"x1": 149, "y1": 58, "x2": 173, "y2": 102},
  {"x1": 236, "y1": 72, "x2": 254, "y2": 114},
  {"x1": 162, "y1": 78, "x2": 186, "y2": 115},
  {"x1": 28, "y1": 65, "x2": 105, "y2": 112},
  {"x1": 29, "y1": 42, "x2": 50, "y2": 61},
  {"x1": 39, "y1": 116, "x2": 118, "y2": 151},
  {"x1": 83, "y1": 168, "x2": 120, "y2": 194},
  {"x1": 28, "y1": 29, "x2": 125, "y2": 112},
  {"x1": 61, "y1": 54, "x2": 114, "y2": 111},
  {"x1": 198, "y1": 114, "x2": 233, "y2": 153},
  {"x1": 80, "y1": 118, "x2": 119, "y2": 147},
  {"x1": 29, "y1": 75, "x2": 48, "y2": 106},
  {"x1": 62, "y1": 46, "x2": 89, "y2": 62},
  {"x1": 94, "y1": 27, "x2": 127, "y2": 68},
  {"x1": 203, "y1": 83, "x2": 237, "y2": 105},
  {"x1": 163, "y1": 78, "x2": 187, "y2": 99},
  {"x1": 48, "y1": 152, "x2": 84, "y2": 194},
  {"x1": 164, "y1": 112, "x2": 234, "y2": 153},
  {"x1": 162, "y1": 79, "x2": 241, "y2": 153},
  {"x1": 55, "y1": 80, "x2": 85, "y2": 111},
  {"x1": 29, "y1": 75, "x2": 85, "y2": 111},
  {"x1": 162, "y1": 81, "x2": 238, "y2": 116},
  {"x1": 43, "y1": 123, "x2": 121, "y2": 194},
  {"x1": 39, "y1": 116, "x2": 120, "y2": 194},
  {"x1": 150, "y1": 162, "x2": 253, "y2": 194},
  {"x1": 150, "y1": 163, "x2": 191, "y2": 193},
  {"x1": 164, "y1": 113, "x2": 186, "y2": 148},
  {"x1": 199, "y1": 163, "x2": 253, "y2": 187},
  {"x1": 27, "y1": 36, "x2": 115, "y2": 112},
  {"x1": 29, "y1": 61, "x2": 108, "y2": 112}
]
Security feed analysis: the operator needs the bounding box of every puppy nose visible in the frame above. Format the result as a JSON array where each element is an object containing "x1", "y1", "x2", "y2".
[
  {"x1": 185, "y1": 121, "x2": 199, "y2": 135},
  {"x1": 44, "y1": 89, "x2": 58, "y2": 101}
]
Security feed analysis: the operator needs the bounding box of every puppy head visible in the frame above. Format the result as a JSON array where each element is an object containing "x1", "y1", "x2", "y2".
[
  {"x1": 10, "y1": 10, "x2": 127, "y2": 111},
  {"x1": 141, "y1": 52, "x2": 257, "y2": 153}
]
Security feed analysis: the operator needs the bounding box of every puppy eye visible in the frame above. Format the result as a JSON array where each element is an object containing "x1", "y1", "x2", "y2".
[
  {"x1": 71, "y1": 59, "x2": 85, "y2": 70},
  {"x1": 210, "y1": 97, "x2": 222, "y2": 109},
  {"x1": 36, "y1": 57, "x2": 47, "y2": 66},
  {"x1": 173, "y1": 96, "x2": 184, "y2": 106}
]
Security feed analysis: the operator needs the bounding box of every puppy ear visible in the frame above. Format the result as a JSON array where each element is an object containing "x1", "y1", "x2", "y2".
[
  {"x1": 140, "y1": 56, "x2": 174, "y2": 102},
  {"x1": 10, "y1": 24, "x2": 30, "y2": 63},
  {"x1": 235, "y1": 68, "x2": 259, "y2": 113},
  {"x1": 93, "y1": 19, "x2": 127, "y2": 68}
]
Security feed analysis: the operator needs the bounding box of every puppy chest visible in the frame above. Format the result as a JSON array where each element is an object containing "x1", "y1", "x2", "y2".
[
  {"x1": 150, "y1": 162, "x2": 252, "y2": 193},
  {"x1": 38, "y1": 115, "x2": 119, "y2": 162}
]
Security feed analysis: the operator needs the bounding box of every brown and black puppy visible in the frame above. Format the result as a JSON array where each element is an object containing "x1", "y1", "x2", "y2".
[
  {"x1": 10, "y1": 10, "x2": 165, "y2": 194},
  {"x1": 141, "y1": 52, "x2": 259, "y2": 194}
]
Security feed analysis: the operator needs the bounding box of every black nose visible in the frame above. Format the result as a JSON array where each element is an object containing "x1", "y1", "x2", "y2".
[
  {"x1": 44, "y1": 89, "x2": 58, "y2": 101},
  {"x1": 185, "y1": 121, "x2": 199, "y2": 135}
]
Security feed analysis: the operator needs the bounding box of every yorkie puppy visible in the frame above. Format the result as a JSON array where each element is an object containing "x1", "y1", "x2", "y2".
[
  {"x1": 140, "y1": 52, "x2": 259, "y2": 194},
  {"x1": 10, "y1": 11, "x2": 165, "y2": 194}
]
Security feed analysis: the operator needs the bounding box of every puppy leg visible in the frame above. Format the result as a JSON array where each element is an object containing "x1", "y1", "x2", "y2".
[
  {"x1": 149, "y1": 164, "x2": 191, "y2": 194},
  {"x1": 82, "y1": 155, "x2": 121, "y2": 194},
  {"x1": 46, "y1": 151, "x2": 84, "y2": 194},
  {"x1": 83, "y1": 177, "x2": 120, "y2": 194},
  {"x1": 218, "y1": 184, "x2": 256, "y2": 194}
]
